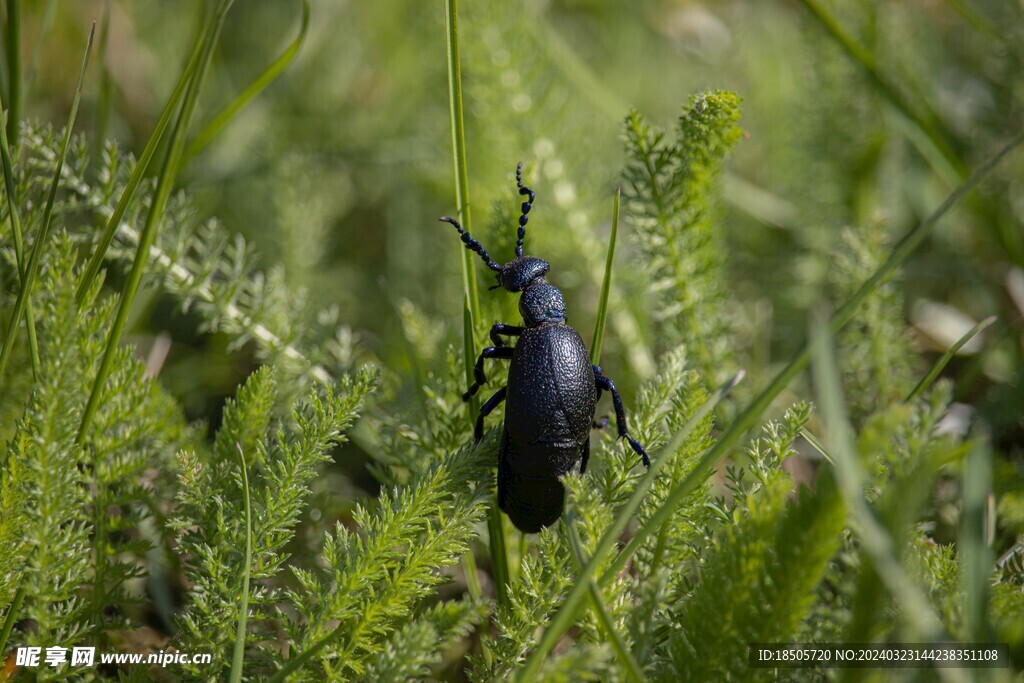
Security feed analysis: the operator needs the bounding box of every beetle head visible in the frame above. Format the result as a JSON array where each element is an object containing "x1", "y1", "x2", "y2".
[
  {"x1": 498, "y1": 256, "x2": 549, "y2": 292},
  {"x1": 440, "y1": 162, "x2": 545, "y2": 292}
]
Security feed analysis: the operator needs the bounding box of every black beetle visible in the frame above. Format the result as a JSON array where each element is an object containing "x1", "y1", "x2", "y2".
[{"x1": 440, "y1": 163, "x2": 650, "y2": 533}]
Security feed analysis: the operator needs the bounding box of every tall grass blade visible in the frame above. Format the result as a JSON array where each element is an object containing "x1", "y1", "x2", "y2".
[
  {"x1": 564, "y1": 512, "x2": 644, "y2": 683},
  {"x1": 960, "y1": 427, "x2": 993, "y2": 643},
  {"x1": 0, "y1": 89, "x2": 38, "y2": 376},
  {"x1": 75, "y1": 18, "x2": 210, "y2": 306},
  {"x1": 0, "y1": 585, "x2": 24, "y2": 660},
  {"x1": 0, "y1": 20, "x2": 94, "y2": 383},
  {"x1": 4, "y1": 0, "x2": 20, "y2": 145},
  {"x1": 486, "y1": 486, "x2": 510, "y2": 608},
  {"x1": 796, "y1": 0, "x2": 964, "y2": 179},
  {"x1": 590, "y1": 186, "x2": 619, "y2": 365},
  {"x1": 516, "y1": 370, "x2": 744, "y2": 682},
  {"x1": 24, "y1": 0, "x2": 59, "y2": 106},
  {"x1": 443, "y1": 0, "x2": 508, "y2": 611},
  {"x1": 809, "y1": 312, "x2": 956, "y2": 657},
  {"x1": 444, "y1": 0, "x2": 480, "y2": 327},
  {"x1": 183, "y1": 0, "x2": 310, "y2": 166},
  {"x1": 76, "y1": 0, "x2": 236, "y2": 444},
  {"x1": 93, "y1": 0, "x2": 113, "y2": 157},
  {"x1": 905, "y1": 315, "x2": 996, "y2": 403},
  {"x1": 229, "y1": 443, "x2": 253, "y2": 683}
]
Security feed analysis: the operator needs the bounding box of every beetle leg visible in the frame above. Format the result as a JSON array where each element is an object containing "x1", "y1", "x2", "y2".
[
  {"x1": 475, "y1": 386, "x2": 507, "y2": 443},
  {"x1": 593, "y1": 381, "x2": 606, "y2": 427},
  {"x1": 580, "y1": 437, "x2": 591, "y2": 474},
  {"x1": 463, "y1": 346, "x2": 514, "y2": 400},
  {"x1": 594, "y1": 372, "x2": 651, "y2": 467},
  {"x1": 489, "y1": 323, "x2": 525, "y2": 347}
]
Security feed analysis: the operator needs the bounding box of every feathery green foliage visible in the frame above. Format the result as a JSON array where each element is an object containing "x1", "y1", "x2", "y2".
[
  {"x1": 1, "y1": 121, "x2": 376, "y2": 678},
  {"x1": 623, "y1": 92, "x2": 743, "y2": 383},
  {"x1": 829, "y1": 218, "x2": 916, "y2": 420},
  {"x1": 275, "y1": 435, "x2": 491, "y2": 680},
  {"x1": 2, "y1": 238, "x2": 198, "y2": 650},
  {"x1": 660, "y1": 405, "x2": 844, "y2": 680},
  {"x1": 6, "y1": 124, "x2": 357, "y2": 390},
  {"x1": 171, "y1": 365, "x2": 375, "y2": 679},
  {"x1": 3, "y1": 1, "x2": 1024, "y2": 679}
]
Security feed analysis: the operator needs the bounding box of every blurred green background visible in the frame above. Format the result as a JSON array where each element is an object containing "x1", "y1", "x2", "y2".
[{"x1": 13, "y1": 0, "x2": 1024, "y2": 503}]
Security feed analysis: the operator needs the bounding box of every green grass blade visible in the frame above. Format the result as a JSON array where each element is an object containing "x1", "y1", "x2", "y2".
[
  {"x1": 92, "y1": 0, "x2": 113, "y2": 158},
  {"x1": 905, "y1": 315, "x2": 996, "y2": 403},
  {"x1": 516, "y1": 370, "x2": 744, "y2": 682},
  {"x1": 75, "y1": 17, "x2": 210, "y2": 307},
  {"x1": 4, "y1": 0, "x2": 20, "y2": 146},
  {"x1": 809, "y1": 314, "x2": 955, "y2": 645},
  {"x1": 229, "y1": 443, "x2": 253, "y2": 683},
  {"x1": 564, "y1": 512, "x2": 645, "y2": 683},
  {"x1": 590, "y1": 186, "x2": 619, "y2": 366},
  {"x1": 24, "y1": 0, "x2": 58, "y2": 104},
  {"x1": 76, "y1": 0, "x2": 236, "y2": 445},
  {"x1": 0, "y1": 20, "x2": 94, "y2": 384},
  {"x1": 0, "y1": 584, "x2": 24, "y2": 657},
  {"x1": 183, "y1": 0, "x2": 310, "y2": 165},
  {"x1": 960, "y1": 427, "x2": 993, "y2": 643},
  {"x1": 0, "y1": 91, "x2": 39, "y2": 377},
  {"x1": 941, "y1": 0, "x2": 1001, "y2": 43},
  {"x1": 443, "y1": 0, "x2": 507, "y2": 612},
  {"x1": 798, "y1": 427, "x2": 834, "y2": 465},
  {"x1": 525, "y1": 9, "x2": 622, "y2": 122},
  {"x1": 444, "y1": 0, "x2": 480, "y2": 327},
  {"x1": 486, "y1": 492, "x2": 510, "y2": 607},
  {"x1": 796, "y1": 0, "x2": 964, "y2": 180}
]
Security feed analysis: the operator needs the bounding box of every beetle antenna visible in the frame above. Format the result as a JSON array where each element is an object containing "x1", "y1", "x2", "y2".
[
  {"x1": 439, "y1": 216, "x2": 501, "y2": 272},
  {"x1": 515, "y1": 161, "x2": 534, "y2": 257}
]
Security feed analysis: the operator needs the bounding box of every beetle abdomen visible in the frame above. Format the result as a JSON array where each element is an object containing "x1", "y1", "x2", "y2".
[
  {"x1": 505, "y1": 324, "x2": 596, "y2": 447},
  {"x1": 498, "y1": 432, "x2": 578, "y2": 532}
]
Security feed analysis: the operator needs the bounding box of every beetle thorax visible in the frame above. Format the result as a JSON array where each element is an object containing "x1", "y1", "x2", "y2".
[{"x1": 519, "y1": 279, "x2": 566, "y2": 326}]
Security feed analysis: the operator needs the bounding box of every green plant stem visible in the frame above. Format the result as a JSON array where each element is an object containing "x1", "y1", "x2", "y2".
[
  {"x1": 809, "y1": 317, "x2": 966, "y2": 681},
  {"x1": 93, "y1": 0, "x2": 113, "y2": 159},
  {"x1": 486, "y1": 500, "x2": 510, "y2": 606},
  {"x1": 590, "y1": 187, "x2": 619, "y2": 365},
  {"x1": 183, "y1": 0, "x2": 310, "y2": 166},
  {"x1": 443, "y1": 0, "x2": 509, "y2": 611},
  {"x1": 76, "y1": 0, "x2": 235, "y2": 445},
  {"x1": 76, "y1": 20, "x2": 208, "y2": 306},
  {"x1": 229, "y1": 443, "x2": 253, "y2": 683},
  {"x1": 444, "y1": 0, "x2": 480, "y2": 325},
  {"x1": 0, "y1": 21, "x2": 94, "y2": 385},
  {"x1": 0, "y1": 87, "x2": 38, "y2": 378},
  {"x1": 516, "y1": 370, "x2": 744, "y2": 683},
  {"x1": 564, "y1": 513, "x2": 645, "y2": 683},
  {"x1": 79, "y1": 3, "x2": 232, "y2": 636},
  {"x1": 24, "y1": 0, "x2": 58, "y2": 106},
  {"x1": 941, "y1": 0, "x2": 1001, "y2": 43},
  {"x1": 0, "y1": 584, "x2": 24, "y2": 656},
  {"x1": 4, "y1": 0, "x2": 20, "y2": 146},
  {"x1": 796, "y1": 0, "x2": 964, "y2": 179},
  {"x1": 905, "y1": 315, "x2": 996, "y2": 402},
  {"x1": 460, "y1": 546, "x2": 495, "y2": 666},
  {"x1": 960, "y1": 428, "x2": 993, "y2": 643}
]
